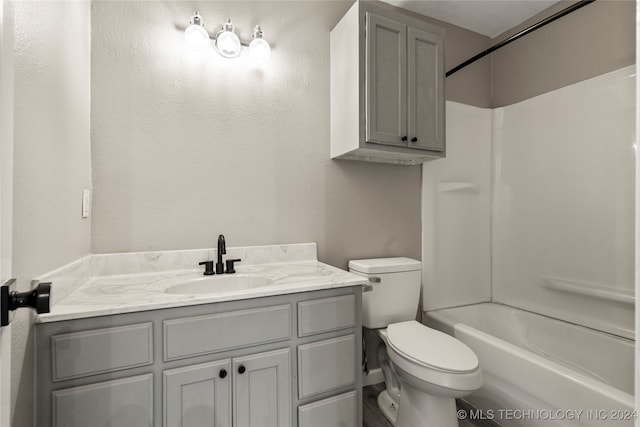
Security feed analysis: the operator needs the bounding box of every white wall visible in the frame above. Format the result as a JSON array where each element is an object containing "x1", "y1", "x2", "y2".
[
  {"x1": 90, "y1": 1, "x2": 422, "y2": 268},
  {"x1": 422, "y1": 101, "x2": 492, "y2": 311},
  {"x1": 634, "y1": 0, "x2": 639, "y2": 410},
  {"x1": 492, "y1": 66, "x2": 636, "y2": 339},
  {"x1": 11, "y1": 2, "x2": 91, "y2": 425},
  {"x1": 0, "y1": 1, "x2": 14, "y2": 425}
]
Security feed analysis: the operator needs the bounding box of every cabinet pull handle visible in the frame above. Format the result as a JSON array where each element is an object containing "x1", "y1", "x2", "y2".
[
  {"x1": 219, "y1": 369, "x2": 227, "y2": 379},
  {"x1": 411, "y1": 137, "x2": 418, "y2": 143},
  {"x1": 238, "y1": 365, "x2": 246, "y2": 374},
  {"x1": 401, "y1": 136, "x2": 408, "y2": 141}
]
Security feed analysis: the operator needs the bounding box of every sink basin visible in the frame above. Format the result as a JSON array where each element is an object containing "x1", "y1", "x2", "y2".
[{"x1": 165, "y1": 275, "x2": 274, "y2": 294}]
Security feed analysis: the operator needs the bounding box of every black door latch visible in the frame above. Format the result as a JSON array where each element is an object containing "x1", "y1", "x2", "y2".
[{"x1": 1, "y1": 279, "x2": 51, "y2": 326}]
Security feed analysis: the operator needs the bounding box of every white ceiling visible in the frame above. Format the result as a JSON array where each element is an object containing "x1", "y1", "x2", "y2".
[{"x1": 382, "y1": 0, "x2": 560, "y2": 38}]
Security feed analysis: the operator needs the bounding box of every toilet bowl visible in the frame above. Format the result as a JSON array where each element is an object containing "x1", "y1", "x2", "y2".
[
  {"x1": 373, "y1": 322, "x2": 482, "y2": 426},
  {"x1": 349, "y1": 258, "x2": 482, "y2": 427},
  {"x1": 386, "y1": 320, "x2": 482, "y2": 427}
]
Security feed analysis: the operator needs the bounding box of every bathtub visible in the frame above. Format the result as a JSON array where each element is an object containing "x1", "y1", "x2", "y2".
[{"x1": 423, "y1": 303, "x2": 635, "y2": 427}]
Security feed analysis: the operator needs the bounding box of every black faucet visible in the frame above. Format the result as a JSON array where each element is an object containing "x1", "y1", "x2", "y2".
[
  {"x1": 199, "y1": 234, "x2": 241, "y2": 275},
  {"x1": 216, "y1": 234, "x2": 226, "y2": 274}
]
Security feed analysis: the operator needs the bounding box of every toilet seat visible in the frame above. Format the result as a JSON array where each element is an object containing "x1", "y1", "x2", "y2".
[
  {"x1": 384, "y1": 320, "x2": 482, "y2": 394},
  {"x1": 386, "y1": 320, "x2": 479, "y2": 374}
]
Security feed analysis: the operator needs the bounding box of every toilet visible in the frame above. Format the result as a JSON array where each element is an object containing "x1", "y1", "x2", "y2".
[{"x1": 349, "y1": 257, "x2": 482, "y2": 427}]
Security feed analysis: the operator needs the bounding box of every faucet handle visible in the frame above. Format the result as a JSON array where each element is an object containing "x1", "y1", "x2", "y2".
[
  {"x1": 199, "y1": 261, "x2": 215, "y2": 276},
  {"x1": 224, "y1": 259, "x2": 241, "y2": 274}
]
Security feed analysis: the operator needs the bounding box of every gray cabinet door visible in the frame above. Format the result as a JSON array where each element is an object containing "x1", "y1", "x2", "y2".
[
  {"x1": 164, "y1": 359, "x2": 232, "y2": 427},
  {"x1": 233, "y1": 348, "x2": 291, "y2": 427},
  {"x1": 407, "y1": 26, "x2": 444, "y2": 152},
  {"x1": 365, "y1": 12, "x2": 407, "y2": 147}
]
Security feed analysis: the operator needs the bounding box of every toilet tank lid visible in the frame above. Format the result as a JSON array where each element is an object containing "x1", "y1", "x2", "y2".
[{"x1": 349, "y1": 257, "x2": 421, "y2": 274}]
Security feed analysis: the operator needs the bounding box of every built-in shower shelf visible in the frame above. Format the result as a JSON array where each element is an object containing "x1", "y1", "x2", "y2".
[
  {"x1": 540, "y1": 276, "x2": 635, "y2": 305},
  {"x1": 438, "y1": 181, "x2": 478, "y2": 194}
]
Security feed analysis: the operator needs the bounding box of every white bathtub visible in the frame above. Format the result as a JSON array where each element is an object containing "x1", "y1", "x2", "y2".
[{"x1": 423, "y1": 303, "x2": 635, "y2": 427}]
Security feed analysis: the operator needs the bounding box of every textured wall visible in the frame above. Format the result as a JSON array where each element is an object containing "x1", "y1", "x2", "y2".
[
  {"x1": 90, "y1": 1, "x2": 421, "y2": 268},
  {"x1": 90, "y1": 0, "x2": 487, "y2": 269},
  {"x1": 491, "y1": 0, "x2": 635, "y2": 107},
  {"x1": 11, "y1": 2, "x2": 92, "y2": 425}
]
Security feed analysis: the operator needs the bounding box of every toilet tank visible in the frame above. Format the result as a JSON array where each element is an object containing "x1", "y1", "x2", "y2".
[{"x1": 349, "y1": 258, "x2": 422, "y2": 329}]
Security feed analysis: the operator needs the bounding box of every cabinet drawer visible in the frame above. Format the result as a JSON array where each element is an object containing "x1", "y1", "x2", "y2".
[
  {"x1": 298, "y1": 391, "x2": 357, "y2": 427},
  {"x1": 298, "y1": 295, "x2": 355, "y2": 337},
  {"x1": 52, "y1": 323, "x2": 153, "y2": 381},
  {"x1": 164, "y1": 304, "x2": 291, "y2": 361},
  {"x1": 297, "y1": 334, "x2": 356, "y2": 399},
  {"x1": 52, "y1": 374, "x2": 153, "y2": 427}
]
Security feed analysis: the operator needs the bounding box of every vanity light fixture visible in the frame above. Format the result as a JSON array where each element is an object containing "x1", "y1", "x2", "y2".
[
  {"x1": 184, "y1": 11, "x2": 210, "y2": 51},
  {"x1": 215, "y1": 20, "x2": 241, "y2": 58},
  {"x1": 184, "y1": 12, "x2": 271, "y2": 62},
  {"x1": 249, "y1": 26, "x2": 271, "y2": 64}
]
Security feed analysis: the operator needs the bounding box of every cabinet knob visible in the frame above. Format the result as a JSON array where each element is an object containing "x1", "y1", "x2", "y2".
[
  {"x1": 219, "y1": 369, "x2": 227, "y2": 379},
  {"x1": 411, "y1": 137, "x2": 418, "y2": 143},
  {"x1": 238, "y1": 365, "x2": 246, "y2": 374},
  {"x1": 401, "y1": 136, "x2": 408, "y2": 141}
]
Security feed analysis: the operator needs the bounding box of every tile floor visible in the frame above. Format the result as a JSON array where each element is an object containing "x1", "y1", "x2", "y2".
[{"x1": 363, "y1": 384, "x2": 499, "y2": 427}]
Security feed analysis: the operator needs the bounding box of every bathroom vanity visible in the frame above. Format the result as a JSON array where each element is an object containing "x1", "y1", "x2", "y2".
[{"x1": 33, "y1": 244, "x2": 365, "y2": 427}]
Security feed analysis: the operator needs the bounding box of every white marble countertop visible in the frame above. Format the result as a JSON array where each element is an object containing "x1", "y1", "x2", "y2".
[{"x1": 35, "y1": 244, "x2": 367, "y2": 323}]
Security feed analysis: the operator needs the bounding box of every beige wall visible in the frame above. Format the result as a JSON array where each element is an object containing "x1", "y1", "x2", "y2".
[
  {"x1": 491, "y1": 0, "x2": 635, "y2": 107},
  {"x1": 442, "y1": 22, "x2": 491, "y2": 108},
  {"x1": 11, "y1": 2, "x2": 91, "y2": 425},
  {"x1": 90, "y1": 1, "x2": 489, "y2": 268}
]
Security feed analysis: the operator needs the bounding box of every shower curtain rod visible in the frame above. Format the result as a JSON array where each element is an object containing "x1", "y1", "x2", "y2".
[{"x1": 445, "y1": 0, "x2": 596, "y2": 77}]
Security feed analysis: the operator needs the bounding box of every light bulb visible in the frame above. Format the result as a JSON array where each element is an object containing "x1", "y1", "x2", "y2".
[
  {"x1": 184, "y1": 12, "x2": 209, "y2": 51},
  {"x1": 215, "y1": 20, "x2": 241, "y2": 58},
  {"x1": 249, "y1": 26, "x2": 271, "y2": 64}
]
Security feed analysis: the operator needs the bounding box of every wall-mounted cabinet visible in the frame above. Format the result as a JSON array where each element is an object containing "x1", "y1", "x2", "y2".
[{"x1": 330, "y1": 1, "x2": 445, "y2": 165}]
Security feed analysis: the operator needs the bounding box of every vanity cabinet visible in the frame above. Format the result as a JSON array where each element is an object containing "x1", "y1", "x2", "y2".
[
  {"x1": 330, "y1": 0, "x2": 445, "y2": 165},
  {"x1": 164, "y1": 348, "x2": 291, "y2": 427},
  {"x1": 35, "y1": 287, "x2": 362, "y2": 427}
]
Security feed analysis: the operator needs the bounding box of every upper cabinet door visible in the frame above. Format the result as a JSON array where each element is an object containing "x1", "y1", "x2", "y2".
[
  {"x1": 365, "y1": 13, "x2": 407, "y2": 147},
  {"x1": 407, "y1": 27, "x2": 445, "y2": 152}
]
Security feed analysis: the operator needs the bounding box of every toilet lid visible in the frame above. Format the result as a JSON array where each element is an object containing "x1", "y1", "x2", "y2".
[{"x1": 386, "y1": 321, "x2": 479, "y2": 373}]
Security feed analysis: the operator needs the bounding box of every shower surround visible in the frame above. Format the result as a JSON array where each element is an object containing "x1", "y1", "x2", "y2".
[
  {"x1": 491, "y1": 66, "x2": 635, "y2": 338},
  {"x1": 423, "y1": 65, "x2": 635, "y2": 338},
  {"x1": 421, "y1": 66, "x2": 635, "y2": 424}
]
